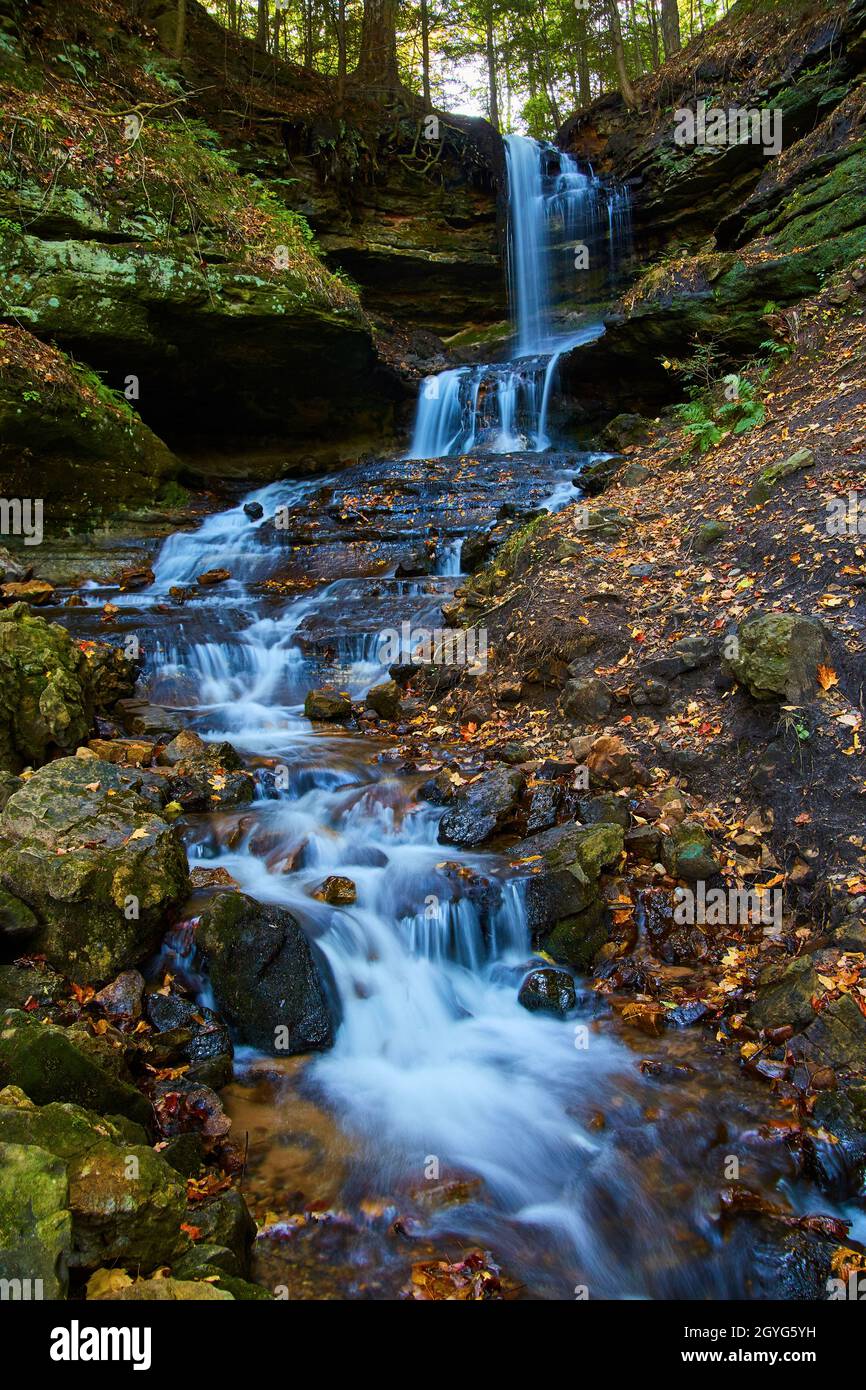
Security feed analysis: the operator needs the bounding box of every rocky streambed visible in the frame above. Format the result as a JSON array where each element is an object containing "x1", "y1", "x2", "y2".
[{"x1": 1, "y1": 446, "x2": 863, "y2": 1302}]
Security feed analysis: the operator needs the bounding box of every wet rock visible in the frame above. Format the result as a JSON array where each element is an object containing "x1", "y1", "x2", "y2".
[
  {"x1": 304, "y1": 689, "x2": 352, "y2": 721},
  {"x1": 0, "y1": 1140, "x2": 71, "y2": 1298},
  {"x1": 144, "y1": 992, "x2": 233, "y2": 1089},
  {"x1": 416, "y1": 769, "x2": 456, "y2": 805},
  {"x1": 117, "y1": 567, "x2": 154, "y2": 592},
  {"x1": 94, "y1": 970, "x2": 145, "y2": 1022},
  {"x1": 747, "y1": 957, "x2": 821, "y2": 1033},
  {"x1": 526, "y1": 782, "x2": 561, "y2": 833},
  {"x1": 747, "y1": 448, "x2": 814, "y2": 505},
  {"x1": 0, "y1": 757, "x2": 190, "y2": 984},
  {"x1": 87, "y1": 737, "x2": 155, "y2": 766},
  {"x1": 723, "y1": 613, "x2": 830, "y2": 702},
  {"x1": 0, "y1": 579, "x2": 54, "y2": 605},
  {"x1": 438, "y1": 764, "x2": 524, "y2": 847},
  {"x1": 197, "y1": 568, "x2": 231, "y2": 586},
  {"x1": 395, "y1": 549, "x2": 433, "y2": 577},
  {"x1": 243, "y1": 502, "x2": 264, "y2": 521},
  {"x1": 155, "y1": 730, "x2": 252, "y2": 811},
  {"x1": 312, "y1": 875, "x2": 357, "y2": 906},
  {"x1": 196, "y1": 891, "x2": 334, "y2": 1053},
  {"x1": 561, "y1": 676, "x2": 612, "y2": 724},
  {"x1": 189, "y1": 866, "x2": 240, "y2": 890},
  {"x1": 68, "y1": 1139, "x2": 186, "y2": 1270},
  {"x1": 661, "y1": 820, "x2": 720, "y2": 881},
  {"x1": 172, "y1": 1242, "x2": 241, "y2": 1279},
  {"x1": 498, "y1": 741, "x2": 532, "y2": 764},
  {"x1": 365, "y1": 679, "x2": 402, "y2": 720},
  {"x1": 799, "y1": 993, "x2": 866, "y2": 1074},
  {"x1": 512, "y1": 820, "x2": 623, "y2": 968},
  {"x1": 518, "y1": 967, "x2": 576, "y2": 1016},
  {"x1": 0, "y1": 1011, "x2": 151, "y2": 1124},
  {"x1": 152, "y1": 1077, "x2": 231, "y2": 1143},
  {"x1": 191, "y1": 1187, "x2": 256, "y2": 1275}
]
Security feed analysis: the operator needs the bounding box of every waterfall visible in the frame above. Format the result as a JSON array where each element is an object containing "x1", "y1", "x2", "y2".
[{"x1": 407, "y1": 135, "x2": 631, "y2": 461}]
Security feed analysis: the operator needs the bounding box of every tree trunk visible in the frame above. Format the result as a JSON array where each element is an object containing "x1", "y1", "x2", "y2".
[
  {"x1": 661, "y1": 0, "x2": 681, "y2": 57},
  {"x1": 420, "y1": 0, "x2": 431, "y2": 106},
  {"x1": 485, "y1": 9, "x2": 500, "y2": 131},
  {"x1": 576, "y1": 11, "x2": 591, "y2": 105},
  {"x1": 606, "y1": 0, "x2": 638, "y2": 107},
  {"x1": 645, "y1": 0, "x2": 660, "y2": 68},
  {"x1": 337, "y1": 0, "x2": 347, "y2": 97},
  {"x1": 256, "y1": 0, "x2": 269, "y2": 49},
  {"x1": 174, "y1": 0, "x2": 186, "y2": 58},
  {"x1": 304, "y1": 0, "x2": 314, "y2": 69},
  {"x1": 355, "y1": 0, "x2": 400, "y2": 92},
  {"x1": 628, "y1": 0, "x2": 644, "y2": 74}
]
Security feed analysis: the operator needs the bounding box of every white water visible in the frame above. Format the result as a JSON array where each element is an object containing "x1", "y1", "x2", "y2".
[{"x1": 407, "y1": 135, "x2": 632, "y2": 461}]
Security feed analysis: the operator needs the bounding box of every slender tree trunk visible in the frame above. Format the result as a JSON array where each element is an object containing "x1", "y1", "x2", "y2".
[
  {"x1": 576, "y1": 11, "x2": 591, "y2": 105},
  {"x1": 174, "y1": 0, "x2": 186, "y2": 57},
  {"x1": 256, "y1": 0, "x2": 269, "y2": 48},
  {"x1": 661, "y1": 0, "x2": 681, "y2": 55},
  {"x1": 606, "y1": 0, "x2": 638, "y2": 107},
  {"x1": 355, "y1": 0, "x2": 401, "y2": 92},
  {"x1": 628, "y1": 0, "x2": 644, "y2": 74},
  {"x1": 304, "y1": 0, "x2": 314, "y2": 69},
  {"x1": 420, "y1": 0, "x2": 431, "y2": 105},
  {"x1": 645, "y1": 0, "x2": 660, "y2": 68},
  {"x1": 337, "y1": 0, "x2": 347, "y2": 97},
  {"x1": 485, "y1": 9, "x2": 500, "y2": 130}
]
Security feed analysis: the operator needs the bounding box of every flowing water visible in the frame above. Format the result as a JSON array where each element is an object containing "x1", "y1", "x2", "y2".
[{"x1": 58, "y1": 137, "x2": 840, "y2": 1299}]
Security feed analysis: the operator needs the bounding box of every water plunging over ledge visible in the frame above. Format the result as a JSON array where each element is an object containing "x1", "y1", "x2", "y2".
[{"x1": 407, "y1": 135, "x2": 632, "y2": 459}]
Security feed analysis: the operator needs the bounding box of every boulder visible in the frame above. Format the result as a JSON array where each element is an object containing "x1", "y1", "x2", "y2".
[
  {"x1": 195, "y1": 892, "x2": 334, "y2": 1054},
  {"x1": 104, "y1": 1277, "x2": 235, "y2": 1301},
  {"x1": 94, "y1": 970, "x2": 145, "y2": 1022},
  {"x1": 0, "y1": 1093, "x2": 185, "y2": 1271},
  {"x1": 747, "y1": 957, "x2": 820, "y2": 1033},
  {"x1": 438, "y1": 765, "x2": 524, "y2": 847},
  {"x1": 661, "y1": 820, "x2": 720, "y2": 881},
  {"x1": 518, "y1": 968, "x2": 577, "y2": 1017},
  {"x1": 0, "y1": 603, "x2": 92, "y2": 771},
  {"x1": 0, "y1": 1140, "x2": 71, "y2": 1299},
  {"x1": 364, "y1": 680, "x2": 402, "y2": 720},
  {"x1": 0, "y1": 1011, "x2": 151, "y2": 1124},
  {"x1": 304, "y1": 689, "x2": 352, "y2": 721},
  {"x1": 723, "y1": 613, "x2": 830, "y2": 702},
  {"x1": 692, "y1": 519, "x2": 728, "y2": 553},
  {"x1": 561, "y1": 676, "x2": 612, "y2": 724},
  {"x1": 0, "y1": 757, "x2": 189, "y2": 983},
  {"x1": 143, "y1": 992, "x2": 233, "y2": 1089},
  {"x1": 601, "y1": 413, "x2": 652, "y2": 450},
  {"x1": 154, "y1": 730, "x2": 252, "y2": 811},
  {"x1": 511, "y1": 821, "x2": 623, "y2": 968}
]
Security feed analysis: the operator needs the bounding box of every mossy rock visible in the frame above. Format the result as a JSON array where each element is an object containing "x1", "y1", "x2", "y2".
[
  {"x1": 723, "y1": 612, "x2": 830, "y2": 702},
  {"x1": 0, "y1": 757, "x2": 189, "y2": 983},
  {"x1": 747, "y1": 448, "x2": 814, "y2": 504},
  {"x1": 0, "y1": 1140, "x2": 71, "y2": 1299},
  {"x1": 692, "y1": 519, "x2": 729, "y2": 553},
  {"x1": 0, "y1": 1011, "x2": 151, "y2": 1125},
  {"x1": 543, "y1": 900, "x2": 610, "y2": 971},
  {"x1": 661, "y1": 820, "x2": 720, "y2": 881}
]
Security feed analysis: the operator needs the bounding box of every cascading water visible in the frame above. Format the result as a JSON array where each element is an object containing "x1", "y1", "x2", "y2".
[{"x1": 407, "y1": 135, "x2": 631, "y2": 460}]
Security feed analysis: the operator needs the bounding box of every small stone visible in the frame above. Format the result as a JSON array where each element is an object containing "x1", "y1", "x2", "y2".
[
  {"x1": 313, "y1": 875, "x2": 357, "y2": 906},
  {"x1": 518, "y1": 967, "x2": 577, "y2": 1016},
  {"x1": 94, "y1": 970, "x2": 145, "y2": 1021},
  {"x1": 243, "y1": 502, "x2": 264, "y2": 521},
  {"x1": 197, "y1": 569, "x2": 231, "y2": 586}
]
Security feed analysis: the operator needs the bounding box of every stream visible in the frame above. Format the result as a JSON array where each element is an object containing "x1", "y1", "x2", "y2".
[{"x1": 55, "y1": 136, "x2": 845, "y2": 1301}]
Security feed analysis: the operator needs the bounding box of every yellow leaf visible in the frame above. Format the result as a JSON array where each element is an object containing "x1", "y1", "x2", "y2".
[{"x1": 817, "y1": 664, "x2": 839, "y2": 691}]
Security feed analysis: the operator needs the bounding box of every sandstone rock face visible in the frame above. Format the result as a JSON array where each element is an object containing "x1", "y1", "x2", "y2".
[{"x1": 0, "y1": 757, "x2": 189, "y2": 983}]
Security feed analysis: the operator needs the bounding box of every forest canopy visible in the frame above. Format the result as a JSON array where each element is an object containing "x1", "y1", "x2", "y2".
[{"x1": 199, "y1": 0, "x2": 736, "y2": 136}]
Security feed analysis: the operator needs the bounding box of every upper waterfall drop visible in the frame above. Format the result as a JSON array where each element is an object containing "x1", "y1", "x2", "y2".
[{"x1": 407, "y1": 134, "x2": 631, "y2": 461}]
